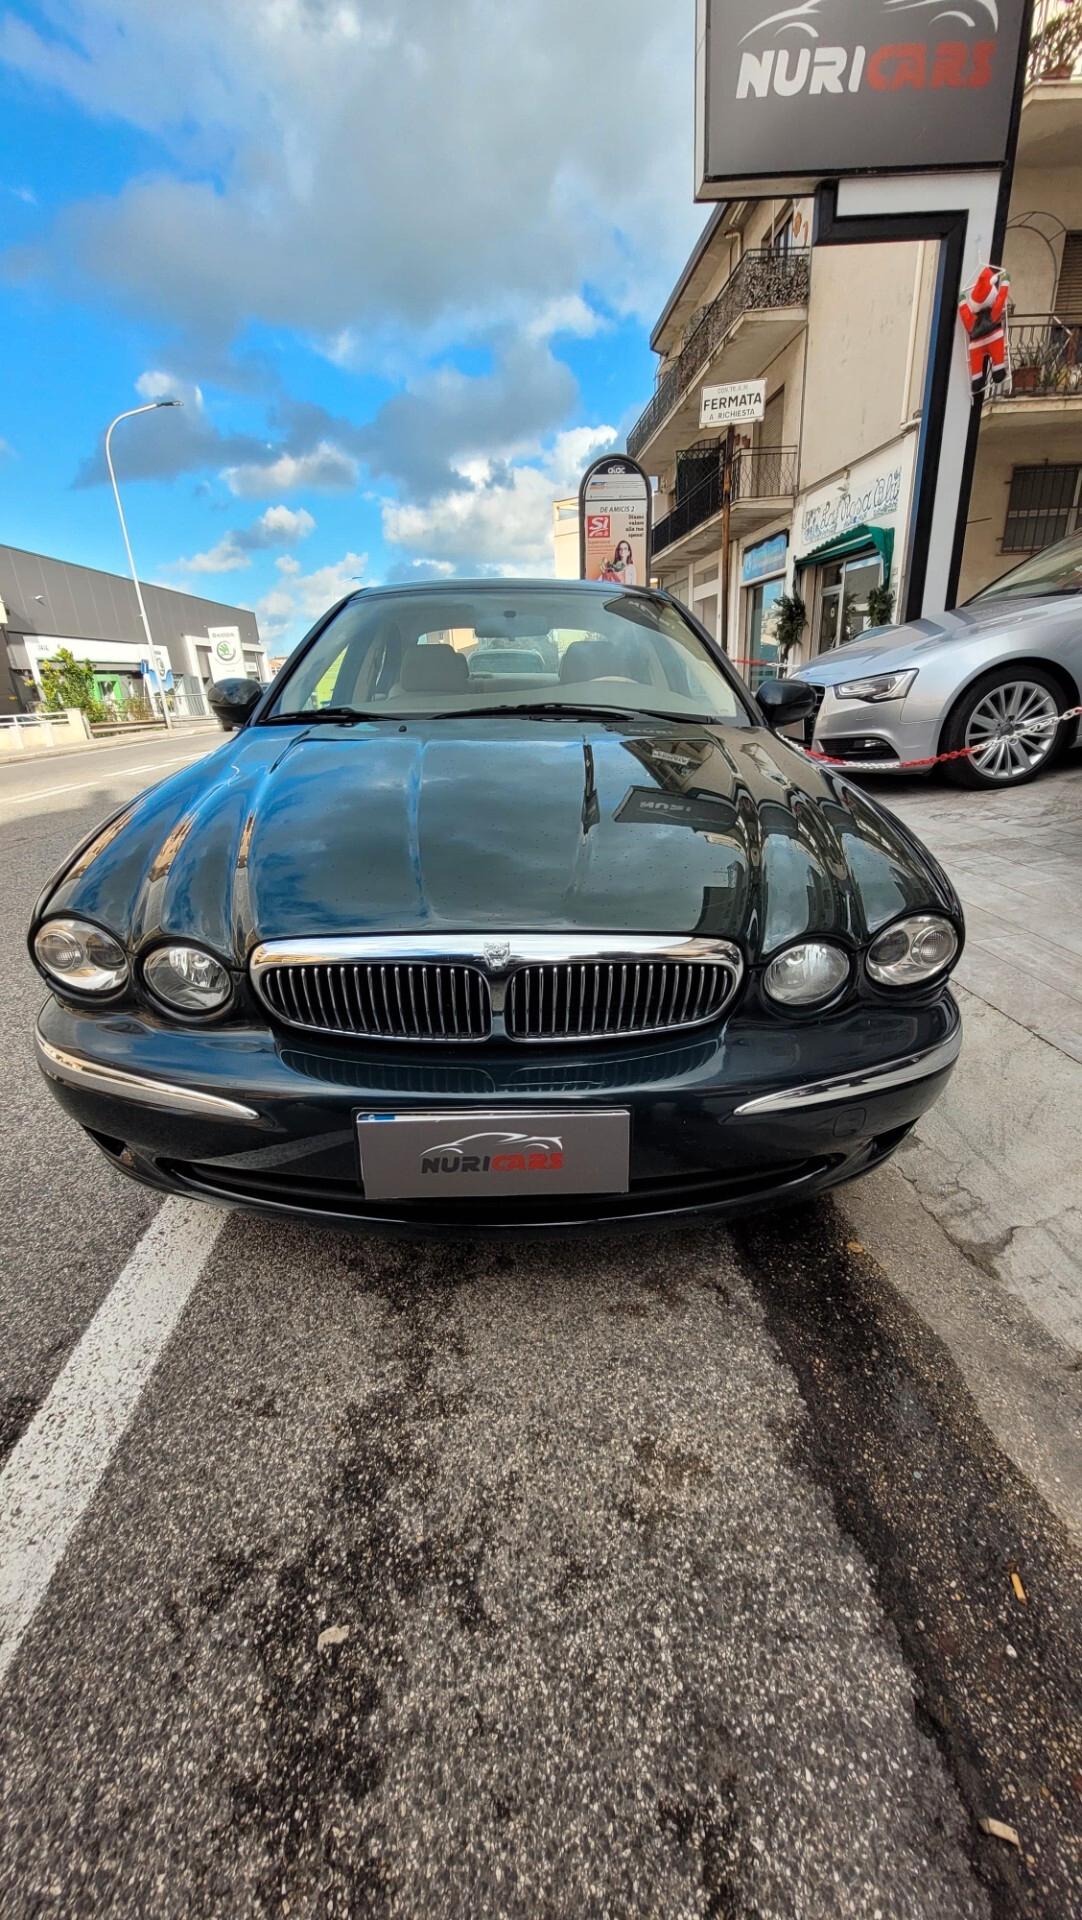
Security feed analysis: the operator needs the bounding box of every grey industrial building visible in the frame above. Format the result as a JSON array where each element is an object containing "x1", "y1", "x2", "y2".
[{"x1": 0, "y1": 543, "x2": 264, "y2": 718}]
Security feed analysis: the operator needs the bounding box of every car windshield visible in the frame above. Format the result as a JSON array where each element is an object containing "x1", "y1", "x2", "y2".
[
  {"x1": 968, "y1": 532, "x2": 1082, "y2": 603},
  {"x1": 266, "y1": 585, "x2": 752, "y2": 725}
]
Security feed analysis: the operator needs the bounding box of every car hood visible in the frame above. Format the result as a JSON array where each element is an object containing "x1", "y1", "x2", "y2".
[
  {"x1": 43, "y1": 715, "x2": 956, "y2": 961},
  {"x1": 793, "y1": 594, "x2": 1060, "y2": 682}
]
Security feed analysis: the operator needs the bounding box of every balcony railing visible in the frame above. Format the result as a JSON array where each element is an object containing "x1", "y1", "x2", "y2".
[
  {"x1": 1027, "y1": 0, "x2": 1082, "y2": 84},
  {"x1": 652, "y1": 446, "x2": 798, "y2": 555},
  {"x1": 996, "y1": 316, "x2": 1082, "y2": 399},
  {"x1": 627, "y1": 249, "x2": 811, "y2": 461}
]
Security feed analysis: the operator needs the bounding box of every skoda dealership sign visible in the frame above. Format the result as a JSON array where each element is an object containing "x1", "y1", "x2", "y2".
[{"x1": 695, "y1": 0, "x2": 1029, "y2": 198}]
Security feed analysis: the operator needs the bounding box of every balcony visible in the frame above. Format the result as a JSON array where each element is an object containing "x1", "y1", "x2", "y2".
[
  {"x1": 627, "y1": 249, "x2": 811, "y2": 468},
  {"x1": 1019, "y1": 1, "x2": 1082, "y2": 166},
  {"x1": 652, "y1": 446, "x2": 799, "y2": 563},
  {"x1": 983, "y1": 316, "x2": 1082, "y2": 455},
  {"x1": 1026, "y1": 0, "x2": 1082, "y2": 85}
]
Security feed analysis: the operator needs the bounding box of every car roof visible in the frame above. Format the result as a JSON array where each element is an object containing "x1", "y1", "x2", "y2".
[{"x1": 341, "y1": 578, "x2": 664, "y2": 602}]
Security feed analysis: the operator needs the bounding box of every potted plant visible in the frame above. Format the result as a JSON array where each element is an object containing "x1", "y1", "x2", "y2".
[
  {"x1": 865, "y1": 581, "x2": 896, "y2": 629},
  {"x1": 773, "y1": 590, "x2": 807, "y2": 670},
  {"x1": 1029, "y1": 2, "x2": 1081, "y2": 80}
]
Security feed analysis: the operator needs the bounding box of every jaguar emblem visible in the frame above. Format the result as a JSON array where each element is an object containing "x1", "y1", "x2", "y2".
[{"x1": 482, "y1": 940, "x2": 512, "y2": 969}]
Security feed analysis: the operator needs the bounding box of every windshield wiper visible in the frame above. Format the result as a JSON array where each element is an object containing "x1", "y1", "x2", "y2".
[
  {"x1": 426, "y1": 701, "x2": 715, "y2": 725},
  {"x1": 263, "y1": 706, "x2": 387, "y2": 725}
]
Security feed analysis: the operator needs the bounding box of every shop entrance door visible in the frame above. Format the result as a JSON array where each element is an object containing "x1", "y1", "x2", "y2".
[{"x1": 816, "y1": 552, "x2": 883, "y2": 653}]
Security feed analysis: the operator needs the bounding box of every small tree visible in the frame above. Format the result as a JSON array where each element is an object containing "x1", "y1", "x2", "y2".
[
  {"x1": 38, "y1": 648, "x2": 100, "y2": 714},
  {"x1": 866, "y1": 580, "x2": 896, "y2": 628},
  {"x1": 773, "y1": 590, "x2": 807, "y2": 663}
]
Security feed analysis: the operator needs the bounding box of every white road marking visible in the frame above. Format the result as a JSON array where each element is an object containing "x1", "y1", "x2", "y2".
[
  {"x1": 7, "y1": 750, "x2": 210, "y2": 805},
  {"x1": 0, "y1": 1199, "x2": 226, "y2": 1684}
]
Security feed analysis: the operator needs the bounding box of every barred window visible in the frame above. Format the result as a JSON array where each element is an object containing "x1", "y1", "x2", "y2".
[{"x1": 1003, "y1": 465, "x2": 1082, "y2": 552}]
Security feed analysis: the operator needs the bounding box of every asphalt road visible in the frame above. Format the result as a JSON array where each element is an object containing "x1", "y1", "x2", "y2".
[{"x1": 1, "y1": 734, "x2": 1079, "y2": 1919}]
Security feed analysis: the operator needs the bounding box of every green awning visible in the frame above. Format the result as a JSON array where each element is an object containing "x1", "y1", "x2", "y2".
[{"x1": 795, "y1": 523, "x2": 895, "y2": 574}]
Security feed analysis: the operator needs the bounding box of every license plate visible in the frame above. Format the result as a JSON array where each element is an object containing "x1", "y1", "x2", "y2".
[{"x1": 356, "y1": 1109, "x2": 630, "y2": 1201}]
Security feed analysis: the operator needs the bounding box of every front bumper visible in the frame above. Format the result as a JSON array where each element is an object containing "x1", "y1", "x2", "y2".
[
  {"x1": 805, "y1": 687, "x2": 937, "y2": 772},
  {"x1": 35, "y1": 992, "x2": 961, "y2": 1236}
]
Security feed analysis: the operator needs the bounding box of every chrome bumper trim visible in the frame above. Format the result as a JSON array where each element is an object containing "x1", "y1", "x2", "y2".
[
  {"x1": 732, "y1": 1021, "x2": 962, "y2": 1116},
  {"x1": 249, "y1": 933, "x2": 745, "y2": 1045},
  {"x1": 35, "y1": 1028, "x2": 260, "y2": 1123}
]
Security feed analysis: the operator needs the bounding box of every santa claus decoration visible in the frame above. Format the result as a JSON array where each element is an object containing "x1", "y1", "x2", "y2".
[{"x1": 959, "y1": 266, "x2": 1012, "y2": 401}]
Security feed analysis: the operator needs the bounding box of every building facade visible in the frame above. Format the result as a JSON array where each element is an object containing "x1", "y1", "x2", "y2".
[
  {"x1": 0, "y1": 543, "x2": 265, "y2": 717},
  {"x1": 627, "y1": 0, "x2": 1082, "y2": 681},
  {"x1": 552, "y1": 497, "x2": 580, "y2": 579}
]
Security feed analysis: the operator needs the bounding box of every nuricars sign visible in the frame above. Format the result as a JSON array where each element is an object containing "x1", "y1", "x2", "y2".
[{"x1": 695, "y1": 0, "x2": 1029, "y2": 198}]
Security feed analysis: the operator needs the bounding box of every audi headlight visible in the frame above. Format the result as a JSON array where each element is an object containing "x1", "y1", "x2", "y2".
[
  {"x1": 34, "y1": 917, "x2": 128, "y2": 994},
  {"x1": 764, "y1": 941, "x2": 850, "y2": 1007},
  {"x1": 144, "y1": 944, "x2": 232, "y2": 1013},
  {"x1": 834, "y1": 669, "x2": 917, "y2": 703},
  {"x1": 867, "y1": 914, "x2": 958, "y2": 987}
]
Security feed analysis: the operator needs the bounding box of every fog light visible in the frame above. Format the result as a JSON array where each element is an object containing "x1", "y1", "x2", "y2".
[
  {"x1": 868, "y1": 914, "x2": 958, "y2": 987},
  {"x1": 34, "y1": 917, "x2": 128, "y2": 993},
  {"x1": 764, "y1": 941, "x2": 850, "y2": 1007},
  {"x1": 144, "y1": 944, "x2": 232, "y2": 1013}
]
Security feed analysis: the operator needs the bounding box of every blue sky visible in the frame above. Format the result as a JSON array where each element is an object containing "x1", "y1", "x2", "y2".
[{"x1": 0, "y1": 0, "x2": 702, "y2": 652}]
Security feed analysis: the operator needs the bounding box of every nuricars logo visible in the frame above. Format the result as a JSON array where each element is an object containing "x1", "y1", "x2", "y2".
[
  {"x1": 736, "y1": 0, "x2": 1000, "y2": 97},
  {"x1": 420, "y1": 1130, "x2": 564, "y2": 1176}
]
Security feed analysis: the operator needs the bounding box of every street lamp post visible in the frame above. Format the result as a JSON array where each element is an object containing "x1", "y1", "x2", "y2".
[{"x1": 104, "y1": 400, "x2": 181, "y2": 732}]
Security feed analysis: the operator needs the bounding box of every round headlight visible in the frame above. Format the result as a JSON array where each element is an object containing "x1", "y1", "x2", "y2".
[
  {"x1": 868, "y1": 913, "x2": 958, "y2": 987},
  {"x1": 34, "y1": 917, "x2": 128, "y2": 994},
  {"x1": 144, "y1": 944, "x2": 232, "y2": 1013},
  {"x1": 764, "y1": 941, "x2": 850, "y2": 1007}
]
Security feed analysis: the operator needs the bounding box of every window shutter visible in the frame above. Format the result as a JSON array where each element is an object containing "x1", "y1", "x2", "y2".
[{"x1": 1055, "y1": 234, "x2": 1082, "y2": 319}]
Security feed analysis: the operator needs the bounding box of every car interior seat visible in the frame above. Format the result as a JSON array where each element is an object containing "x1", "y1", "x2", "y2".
[{"x1": 398, "y1": 645, "x2": 470, "y2": 693}]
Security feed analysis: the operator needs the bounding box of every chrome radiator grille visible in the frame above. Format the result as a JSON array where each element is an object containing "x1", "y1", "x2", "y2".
[
  {"x1": 256, "y1": 961, "x2": 491, "y2": 1041},
  {"x1": 250, "y1": 937, "x2": 743, "y2": 1044},
  {"x1": 505, "y1": 960, "x2": 733, "y2": 1041}
]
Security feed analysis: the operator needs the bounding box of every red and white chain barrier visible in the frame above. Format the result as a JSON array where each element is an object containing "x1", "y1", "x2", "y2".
[{"x1": 799, "y1": 703, "x2": 1082, "y2": 775}]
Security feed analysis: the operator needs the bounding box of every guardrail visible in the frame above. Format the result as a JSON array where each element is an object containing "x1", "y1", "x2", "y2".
[
  {"x1": 628, "y1": 249, "x2": 811, "y2": 461},
  {"x1": 652, "y1": 446, "x2": 798, "y2": 555}
]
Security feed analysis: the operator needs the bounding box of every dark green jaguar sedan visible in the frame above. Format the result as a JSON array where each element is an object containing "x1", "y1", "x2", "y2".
[{"x1": 29, "y1": 580, "x2": 963, "y2": 1234}]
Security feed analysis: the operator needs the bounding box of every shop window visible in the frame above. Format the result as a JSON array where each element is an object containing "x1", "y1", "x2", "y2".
[
  {"x1": 770, "y1": 214, "x2": 795, "y2": 255},
  {"x1": 816, "y1": 552, "x2": 884, "y2": 652},
  {"x1": 1002, "y1": 464, "x2": 1082, "y2": 552},
  {"x1": 744, "y1": 576, "x2": 785, "y2": 688}
]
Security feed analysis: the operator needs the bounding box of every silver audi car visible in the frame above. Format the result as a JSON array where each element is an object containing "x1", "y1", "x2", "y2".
[{"x1": 792, "y1": 532, "x2": 1082, "y2": 789}]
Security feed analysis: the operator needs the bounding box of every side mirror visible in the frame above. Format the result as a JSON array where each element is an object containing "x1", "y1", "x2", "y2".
[
  {"x1": 207, "y1": 677, "x2": 263, "y2": 733},
  {"x1": 755, "y1": 677, "x2": 818, "y2": 730}
]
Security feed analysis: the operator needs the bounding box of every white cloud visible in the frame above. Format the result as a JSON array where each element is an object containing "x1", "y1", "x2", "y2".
[
  {"x1": 253, "y1": 504, "x2": 316, "y2": 543},
  {"x1": 0, "y1": 437, "x2": 13, "y2": 459},
  {"x1": 524, "y1": 295, "x2": 607, "y2": 344},
  {"x1": 5, "y1": 1, "x2": 699, "y2": 349},
  {"x1": 381, "y1": 424, "x2": 616, "y2": 574},
  {"x1": 224, "y1": 440, "x2": 359, "y2": 497},
  {"x1": 135, "y1": 367, "x2": 197, "y2": 407},
  {"x1": 176, "y1": 502, "x2": 316, "y2": 574},
  {"x1": 75, "y1": 368, "x2": 267, "y2": 486},
  {"x1": 5, "y1": 183, "x2": 37, "y2": 205},
  {"x1": 178, "y1": 537, "x2": 251, "y2": 575},
  {"x1": 256, "y1": 549, "x2": 369, "y2": 645}
]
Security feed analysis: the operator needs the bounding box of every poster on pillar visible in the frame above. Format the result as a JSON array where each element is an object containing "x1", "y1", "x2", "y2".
[{"x1": 579, "y1": 455, "x2": 652, "y2": 590}]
